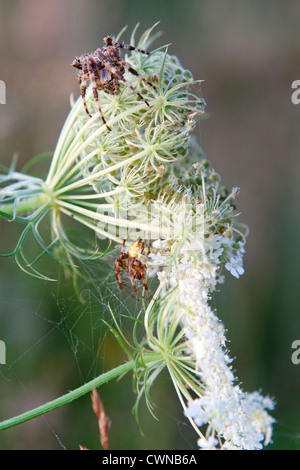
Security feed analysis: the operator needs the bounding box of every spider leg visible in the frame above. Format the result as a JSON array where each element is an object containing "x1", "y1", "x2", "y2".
[
  {"x1": 78, "y1": 73, "x2": 92, "y2": 118},
  {"x1": 114, "y1": 259, "x2": 136, "y2": 299},
  {"x1": 89, "y1": 58, "x2": 112, "y2": 131},
  {"x1": 123, "y1": 62, "x2": 156, "y2": 91},
  {"x1": 128, "y1": 259, "x2": 144, "y2": 299},
  {"x1": 113, "y1": 67, "x2": 150, "y2": 106},
  {"x1": 140, "y1": 268, "x2": 153, "y2": 299},
  {"x1": 79, "y1": 59, "x2": 93, "y2": 118},
  {"x1": 91, "y1": 81, "x2": 111, "y2": 131},
  {"x1": 119, "y1": 239, "x2": 126, "y2": 259},
  {"x1": 116, "y1": 42, "x2": 150, "y2": 56},
  {"x1": 138, "y1": 239, "x2": 145, "y2": 255},
  {"x1": 104, "y1": 36, "x2": 150, "y2": 55}
]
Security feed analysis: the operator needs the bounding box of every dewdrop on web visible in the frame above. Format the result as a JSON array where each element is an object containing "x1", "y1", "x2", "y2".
[{"x1": 0, "y1": 23, "x2": 275, "y2": 449}]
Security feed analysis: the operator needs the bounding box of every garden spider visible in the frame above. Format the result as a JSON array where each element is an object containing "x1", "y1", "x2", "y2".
[
  {"x1": 114, "y1": 239, "x2": 152, "y2": 299},
  {"x1": 72, "y1": 35, "x2": 155, "y2": 130}
]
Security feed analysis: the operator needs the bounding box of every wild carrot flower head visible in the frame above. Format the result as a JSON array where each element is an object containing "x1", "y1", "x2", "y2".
[
  {"x1": 0, "y1": 24, "x2": 275, "y2": 449},
  {"x1": 0, "y1": 24, "x2": 205, "y2": 274}
]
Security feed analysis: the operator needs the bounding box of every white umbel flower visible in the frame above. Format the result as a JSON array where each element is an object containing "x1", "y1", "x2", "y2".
[
  {"x1": 0, "y1": 24, "x2": 275, "y2": 450},
  {"x1": 174, "y1": 254, "x2": 275, "y2": 450},
  {"x1": 145, "y1": 168, "x2": 275, "y2": 449}
]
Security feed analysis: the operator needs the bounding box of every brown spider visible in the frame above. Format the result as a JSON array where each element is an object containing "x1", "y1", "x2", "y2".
[
  {"x1": 114, "y1": 239, "x2": 152, "y2": 299},
  {"x1": 72, "y1": 36, "x2": 155, "y2": 130}
]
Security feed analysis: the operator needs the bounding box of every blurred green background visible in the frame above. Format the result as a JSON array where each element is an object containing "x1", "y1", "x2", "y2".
[{"x1": 0, "y1": 0, "x2": 300, "y2": 450}]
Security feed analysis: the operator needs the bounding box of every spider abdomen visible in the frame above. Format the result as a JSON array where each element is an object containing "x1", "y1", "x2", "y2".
[{"x1": 129, "y1": 239, "x2": 143, "y2": 258}]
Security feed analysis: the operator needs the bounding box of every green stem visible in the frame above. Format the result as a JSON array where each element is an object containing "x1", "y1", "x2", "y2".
[
  {"x1": 0, "y1": 360, "x2": 135, "y2": 431},
  {"x1": 0, "y1": 193, "x2": 49, "y2": 219}
]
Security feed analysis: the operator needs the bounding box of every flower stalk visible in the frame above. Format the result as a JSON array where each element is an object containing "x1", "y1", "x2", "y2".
[{"x1": 0, "y1": 359, "x2": 135, "y2": 431}]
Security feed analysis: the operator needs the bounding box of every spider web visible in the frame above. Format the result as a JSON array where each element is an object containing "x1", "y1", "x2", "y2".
[{"x1": 0, "y1": 235, "x2": 191, "y2": 450}]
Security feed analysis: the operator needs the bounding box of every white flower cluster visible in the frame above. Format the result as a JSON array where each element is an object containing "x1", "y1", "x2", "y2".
[
  {"x1": 157, "y1": 249, "x2": 275, "y2": 450},
  {"x1": 182, "y1": 275, "x2": 275, "y2": 449},
  {"x1": 144, "y1": 153, "x2": 275, "y2": 449},
  {"x1": 147, "y1": 155, "x2": 247, "y2": 288}
]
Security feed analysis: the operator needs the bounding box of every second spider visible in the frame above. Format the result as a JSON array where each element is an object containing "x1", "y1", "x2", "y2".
[{"x1": 114, "y1": 239, "x2": 152, "y2": 299}]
